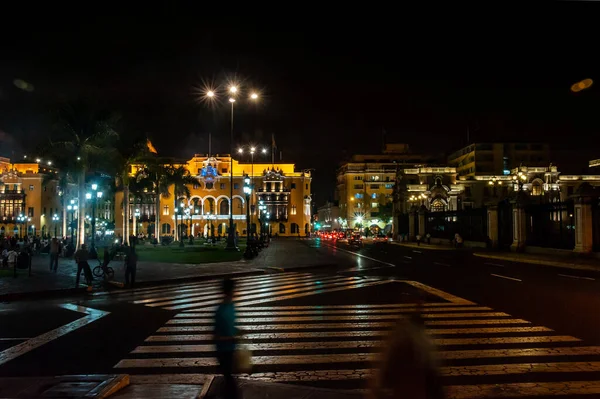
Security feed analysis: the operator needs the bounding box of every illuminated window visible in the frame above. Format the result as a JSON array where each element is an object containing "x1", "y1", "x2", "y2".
[
  {"x1": 291, "y1": 205, "x2": 297, "y2": 215},
  {"x1": 532, "y1": 180, "x2": 542, "y2": 196},
  {"x1": 431, "y1": 199, "x2": 445, "y2": 212},
  {"x1": 29, "y1": 185, "x2": 34, "y2": 191},
  {"x1": 371, "y1": 202, "x2": 378, "y2": 209},
  {"x1": 355, "y1": 193, "x2": 364, "y2": 199},
  {"x1": 163, "y1": 206, "x2": 169, "y2": 215}
]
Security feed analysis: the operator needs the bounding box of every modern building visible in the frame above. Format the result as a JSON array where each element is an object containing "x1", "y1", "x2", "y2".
[
  {"x1": 316, "y1": 201, "x2": 341, "y2": 231},
  {"x1": 336, "y1": 143, "x2": 438, "y2": 230},
  {"x1": 448, "y1": 143, "x2": 551, "y2": 177},
  {"x1": 114, "y1": 154, "x2": 312, "y2": 239},
  {"x1": 0, "y1": 157, "x2": 64, "y2": 237}
]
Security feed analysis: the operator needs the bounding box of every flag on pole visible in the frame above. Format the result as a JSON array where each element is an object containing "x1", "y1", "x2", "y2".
[{"x1": 146, "y1": 139, "x2": 158, "y2": 154}]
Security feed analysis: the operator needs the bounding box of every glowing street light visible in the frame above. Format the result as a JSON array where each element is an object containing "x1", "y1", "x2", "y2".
[
  {"x1": 229, "y1": 85, "x2": 238, "y2": 94},
  {"x1": 229, "y1": 98, "x2": 235, "y2": 103},
  {"x1": 206, "y1": 90, "x2": 215, "y2": 98},
  {"x1": 250, "y1": 92, "x2": 258, "y2": 100}
]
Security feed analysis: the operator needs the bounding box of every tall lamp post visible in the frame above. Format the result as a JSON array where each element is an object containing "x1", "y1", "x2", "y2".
[
  {"x1": 178, "y1": 202, "x2": 185, "y2": 247},
  {"x1": 87, "y1": 184, "x2": 103, "y2": 258},
  {"x1": 52, "y1": 214, "x2": 59, "y2": 238},
  {"x1": 243, "y1": 174, "x2": 253, "y2": 258},
  {"x1": 204, "y1": 86, "x2": 259, "y2": 251},
  {"x1": 67, "y1": 200, "x2": 77, "y2": 246},
  {"x1": 238, "y1": 145, "x2": 268, "y2": 235},
  {"x1": 17, "y1": 214, "x2": 25, "y2": 238},
  {"x1": 488, "y1": 176, "x2": 503, "y2": 198}
]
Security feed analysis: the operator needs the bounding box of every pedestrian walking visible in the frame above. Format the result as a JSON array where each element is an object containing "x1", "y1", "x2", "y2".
[
  {"x1": 124, "y1": 246, "x2": 137, "y2": 288},
  {"x1": 426, "y1": 233, "x2": 431, "y2": 245},
  {"x1": 214, "y1": 278, "x2": 241, "y2": 399},
  {"x1": 49, "y1": 237, "x2": 59, "y2": 272},
  {"x1": 416, "y1": 234, "x2": 422, "y2": 246},
  {"x1": 7, "y1": 248, "x2": 17, "y2": 270},
  {"x1": 74, "y1": 244, "x2": 93, "y2": 291}
]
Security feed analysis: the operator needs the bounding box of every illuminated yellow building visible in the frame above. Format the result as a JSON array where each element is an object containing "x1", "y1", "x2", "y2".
[
  {"x1": 0, "y1": 157, "x2": 65, "y2": 237},
  {"x1": 114, "y1": 154, "x2": 312, "y2": 238},
  {"x1": 336, "y1": 144, "x2": 437, "y2": 231}
]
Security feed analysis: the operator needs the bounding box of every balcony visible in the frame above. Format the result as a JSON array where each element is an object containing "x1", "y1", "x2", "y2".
[
  {"x1": 0, "y1": 216, "x2": 19, "y2": 224},
  {"x1": 0, "y1": 190, "x2": 25, "y2": 200},
  {"x1": 257, "y1": 188, "x2": 290, "y2": 193}
]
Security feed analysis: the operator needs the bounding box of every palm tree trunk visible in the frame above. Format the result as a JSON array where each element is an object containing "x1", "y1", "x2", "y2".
[
  {"x1": 61, "y1": 194, "x2": 67, "y2": 239},
  {"x1": 155, "y1": 191, "x2": 161, "y2": 239},
  {"x1": 77, "y1": 172, "x2": 86, "y2": 249},
  {"x1": 123, "y1": 184, "x2": 130, "y2": 245}
]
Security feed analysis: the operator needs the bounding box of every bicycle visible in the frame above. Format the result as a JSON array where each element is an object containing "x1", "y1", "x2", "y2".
[{"x1": 92, "y1": 261, "x2": 115, "y2": 280}]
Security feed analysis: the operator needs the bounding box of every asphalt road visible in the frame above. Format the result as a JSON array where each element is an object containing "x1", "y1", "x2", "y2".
[{"x1": 2, "y1": 238, "x2": 600, "y2": 398}]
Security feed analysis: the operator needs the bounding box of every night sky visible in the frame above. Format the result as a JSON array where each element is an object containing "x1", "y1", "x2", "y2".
[{"x1": 1, "y1": 6, "x2": 599, "y2": 203}]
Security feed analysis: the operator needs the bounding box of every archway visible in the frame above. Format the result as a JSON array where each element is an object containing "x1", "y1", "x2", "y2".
[
  {"x1": 291, "y1": 223, "x2": 299, "y2": 234},
  {"x1": 431, "y1": 198, "x2": 446, "y2": 212},
  {"x1": 219, "y1": 199, "x2": 229, "y2": 215},
  {"x1": 279, "y1": 223, "x2": 286, "y2": 234},
  {"x1": 203, "y1": 198, "x2": 215, "y2": 214},
  {"x1": 232, "y1": 197, "x2": 244, "y2": 215},
  {"x1": 305, "y1": 223, "x2": 310, "y2": 234}
]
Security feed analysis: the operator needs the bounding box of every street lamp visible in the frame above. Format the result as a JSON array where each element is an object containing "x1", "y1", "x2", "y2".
[
  {"x1": 512, "y1": 171, "x2": 527, "y2": 191},
  {"x1": 488, "y1": 176, "x2": 503, "y2": 197},
  {"x1": 88, "y1": 184, "x2": 103, "y2": 258},
  {"x1": 17, "y1": 214, "x2": 25, "y2": 238},
  {"x1": 187, "y1": 204, "x2": 194, "y2": 244},
  {"x1": 52, "y1": 213, "x2": 59, "y2": 238},
  {"x1": 243, "y1": 174, "x2": 253, "y2": 258},
  {"x1": 203, "y1": 83, "x2": 260, "y2": 251},
  {"x1": 67, "y1": 200, "x2": 77, "y2": 246},
  {"x1": 238, "y1": 145, "x2": 268, "y2": 235}
]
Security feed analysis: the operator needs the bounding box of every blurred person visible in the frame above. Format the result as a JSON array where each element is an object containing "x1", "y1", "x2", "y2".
[
  {"x1": 124, "y1": 246, "x2": 137, "y2": 288},
  {"x1": 368, "y1": 311, "x2": 444, "y2": 399},
  {"x1": 49, "y1": 237, "x2": 60, "y2": 272},
  {"x1": 74, "y1": 244, "x2": 93, "y2": 290},
  {"x1": 214, "y1": 278, "x2": 240, "y2": 399}
]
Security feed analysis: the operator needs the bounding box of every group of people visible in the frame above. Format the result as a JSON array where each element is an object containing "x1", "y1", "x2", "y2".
[{"x1": 72, "y1": 243, "x2": 138, "y2": 291}]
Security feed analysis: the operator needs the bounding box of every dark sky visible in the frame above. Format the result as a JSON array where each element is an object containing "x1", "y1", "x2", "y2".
[{"x1": 1, "y1": 5, "x2": 599, "y2": 203}]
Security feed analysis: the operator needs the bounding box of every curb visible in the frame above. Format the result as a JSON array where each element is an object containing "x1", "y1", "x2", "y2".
[
  {"x1": 1, "y1": 269, "x2": 266, "y2": 302},
  {"x1": 473, "y1": 252, "x2": 600, "y2": 273},
  {"x1": 99, "y1": 374, "x2": 130, "y2": 398},
  {"x1": 197, "y1": 375, "x2": 215, "y2": 399}
]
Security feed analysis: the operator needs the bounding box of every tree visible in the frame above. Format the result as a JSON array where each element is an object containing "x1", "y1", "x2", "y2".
[
  {"x1": 377, "y1": 194, "x2": 394, "y2": 225},
  {"x1": 161, "y1": 166, "x2": 198, "y2": 245},
  {"x1": 41, "y1": 155, "x2": 76, "y2": 239},
  {"x1": 48, "y1": 102, "x2": 119, "y2": 249}
]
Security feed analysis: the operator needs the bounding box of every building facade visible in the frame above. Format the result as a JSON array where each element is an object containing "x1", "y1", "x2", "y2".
[
  {"x1": 336, "y1": 144, "x2": 438, "y2": 231},
  {"x1": 114, "y1": 155, "x2": 312, "y2": 239},
  {"x1": 316, "y1": 201, "x2": 341, "y2": 231},
  {"x1": 0, "y1": 157, "x2": 64, "y2": 237},
  {"x1": 448, "y1": 143, "x2": 551, "y2": 177}
]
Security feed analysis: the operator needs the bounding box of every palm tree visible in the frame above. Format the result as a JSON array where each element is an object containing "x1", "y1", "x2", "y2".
[
  {"x1": 162, "y1": 166, "x2": 198, "y2": 246},
  {"x1": 41, "y1": 157, "x2": 75, "y2": 239},
  {"x1": 115, "y1": 142, "x2": 152, "y2": 245},
  {"x1": 48, "y1": 101, "x2": 119, "y2": 249}
]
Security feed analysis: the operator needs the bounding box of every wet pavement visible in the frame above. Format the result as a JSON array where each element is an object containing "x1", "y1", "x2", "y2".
[{"x1": 3, "y1": 238, "x2": 600, "y2": 398}]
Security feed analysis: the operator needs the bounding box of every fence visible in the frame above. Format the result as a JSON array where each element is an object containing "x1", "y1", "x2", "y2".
[
  {"x1": 525, "y1": 201, "x2": 574, "y2": 250},
  {"x1": 425, "y1": 208, "x2": 487, "y2": 242}
]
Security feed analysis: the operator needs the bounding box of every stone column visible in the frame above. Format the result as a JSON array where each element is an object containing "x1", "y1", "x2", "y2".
[
  {"x1": 408, "y1": 210, "x2": 416, "y2": 240},
  {"x1": 487, "y1": 205, "x2": 499, "y2": 249},
  {"x1": 510, "y1": 203, "x2": 526, "y2": 252},
  {"x1": 418, "y1": 206, "x2": 426, "y2": 237},
  {"x1": 574, "y1": 196, "x2": 593, "y2": 253}
]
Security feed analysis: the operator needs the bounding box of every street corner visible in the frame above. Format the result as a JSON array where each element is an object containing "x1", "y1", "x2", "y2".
[{"x1": 0, "y1": 303, "x2": 87, "y2": 354}]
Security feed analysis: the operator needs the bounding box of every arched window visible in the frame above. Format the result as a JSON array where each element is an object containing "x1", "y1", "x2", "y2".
[
  {"x1": 431, "y1": 199, "x2": 446, "y2": 212},
  {"x1": 279, "y1": 223, "x2": 286, "y2": 234},
  {"x1": 291, "y1": 223, "x2": 299, "y2": 234},
  {"x1": 219, "y1": 199, "x2": 229, "y2": 215},
  {"x1": 532, "y1": 180, "x2": 543, "y2": 196}
]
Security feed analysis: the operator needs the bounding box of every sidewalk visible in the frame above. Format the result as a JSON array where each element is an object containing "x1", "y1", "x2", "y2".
[
  {"x1": 0, "y1": 239, "x2": 335, "y2": 300},
  {"x1": 473, "y1": 251, "x2": 600, "y2": 272},
  {"x1": 0, "y1": 374, "x2": 129, "y2": 398},
  {"x1": 390, "y1": 241, "x2": 456, "y2": 251}
]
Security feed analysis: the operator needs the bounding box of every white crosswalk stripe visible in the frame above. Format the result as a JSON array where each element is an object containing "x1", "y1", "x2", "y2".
[{"x1": 114, "y1": 276, "x2": 600, "y2": 397}]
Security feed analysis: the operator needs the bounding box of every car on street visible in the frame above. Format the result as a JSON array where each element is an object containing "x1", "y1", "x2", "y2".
[{"x1": 348, "y1": 234, "x2": 363, "y2": 248}]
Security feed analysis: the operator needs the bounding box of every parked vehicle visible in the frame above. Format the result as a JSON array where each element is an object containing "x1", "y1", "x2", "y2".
[{"x1": 349, "y1": 234, "x2": 363, "y2": 248}]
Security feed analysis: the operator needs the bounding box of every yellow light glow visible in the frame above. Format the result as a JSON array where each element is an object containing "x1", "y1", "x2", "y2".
[
  {"x1": 250, "y1": 92, "x2": 258, "y2": 100},
  {"x1": 238, "y1": 148, "x2": 243, "y2": 154},
  {"x1": 206, "y1": 90, "x2": 215, "y2": 97},
  {"x1": 229, "y1": 98, "x2": 235, "y2": 103},
  {"x1": 229, "y1": 86, "x2": 238, "y2": 94}
]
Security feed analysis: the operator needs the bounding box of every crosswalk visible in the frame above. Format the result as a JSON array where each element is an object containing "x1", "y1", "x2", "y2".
[{"x1": 113, "y1": 273, "x2": 600, "y2": 398}]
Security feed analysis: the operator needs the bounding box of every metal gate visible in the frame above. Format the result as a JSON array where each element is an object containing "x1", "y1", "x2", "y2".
[
  {"x1": 497, "y1": 200, "x2": 513, "y2": 250},
  {"x1": 425, "y1": 208, "x2": 487, "y2": 242},
  {"x1": 525, "y1": 201, "x2": 574, "y2": 250},
  {"x1": 592, "y1": 199, "x2": 600, "y2": 252}
]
